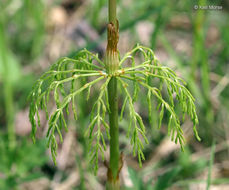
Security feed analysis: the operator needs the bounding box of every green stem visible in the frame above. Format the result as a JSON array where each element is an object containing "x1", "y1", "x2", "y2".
[
  {"x1": 107, "y1": 76, "x2": 120, "y2": 190},
  {"x1": 109, "y1": 0, "x2": 116, "y2": 24},
  {"x1": 106, "y1": 0, "x2": 120, "y2": 189},
  {"x1": 108, "y1": 77, "x2": 119, "y2": 179}
]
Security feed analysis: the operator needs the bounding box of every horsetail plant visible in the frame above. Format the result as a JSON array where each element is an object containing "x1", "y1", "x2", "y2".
[{"x1": 29, "y1": 0, "x2": 200, "y2": 189}]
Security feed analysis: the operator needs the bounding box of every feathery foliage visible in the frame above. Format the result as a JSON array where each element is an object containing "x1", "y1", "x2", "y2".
[{"x1": 29, "y1": 44, "x2": 199, "y2": 173}]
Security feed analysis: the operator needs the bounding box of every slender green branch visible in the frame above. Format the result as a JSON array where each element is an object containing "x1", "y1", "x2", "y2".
[
  {"x1": 119, "y1": 44, "x2": 155, "y2": 66},
  {"x1": 81, "y1": 49, "x2": 105, "y2": 66},
  {"x1": 118, "y1": 77, "x2": 148, "y2": 166},
  {"x1": 54, "y1": 57, "x2": 103, "y2": 71},
  {"x1": 119, "y1": 74, "x2": 146, "y2": 82},
  {"x1": 85, "y1": 77, "x2": 111, "y2": 173}
]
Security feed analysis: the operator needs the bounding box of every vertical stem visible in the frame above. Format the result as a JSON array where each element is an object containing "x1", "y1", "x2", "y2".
[
  {"x1": 109, "y1": 0, "x2": 116, "y2": 24},
  {"x1": 108, "y1": 77, "x2": 119, "y2": 178},
  {"x1": 106, "y1": 0, "x2": 121, "y2": 189},
  {"x1": 107, "y1": 77, "x2": 120, "y2": 187}
]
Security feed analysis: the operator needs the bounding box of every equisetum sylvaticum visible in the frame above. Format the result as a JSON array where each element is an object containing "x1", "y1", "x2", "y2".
[{"x1": 29, "y1": 0, "x2": 200, "y2": 189}]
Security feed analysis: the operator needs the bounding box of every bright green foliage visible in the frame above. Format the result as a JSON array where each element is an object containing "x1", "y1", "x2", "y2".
[
  {"x1": 29, "y1": 49, "x2": 108, "y2": 166},
  {"x1": 29, "y1": 44, "x2": 199, "y2": 173}
]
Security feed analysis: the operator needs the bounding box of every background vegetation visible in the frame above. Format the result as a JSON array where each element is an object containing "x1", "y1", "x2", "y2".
[{"x1": 0, "y1": 0, "x2": 229, "y2": 189}]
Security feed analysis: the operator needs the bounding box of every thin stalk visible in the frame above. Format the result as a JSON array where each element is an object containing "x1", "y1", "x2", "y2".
[
  {"x1": 107, "y1": 77, "x2": 120, "y2": 188},
  {"x1": 109, "y1": 0, "x2": 116, "y2": 24},
  {"x1": 106, "y1": 0, "x2": 121, "y2": 189}
]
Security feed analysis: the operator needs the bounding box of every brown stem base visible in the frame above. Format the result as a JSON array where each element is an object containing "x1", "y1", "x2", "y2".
[{"x1": 105, "y1": 153, "x2": 124, "y2": 190}]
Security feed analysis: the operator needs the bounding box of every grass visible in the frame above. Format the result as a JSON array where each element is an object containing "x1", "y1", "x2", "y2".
[{"x1": 206, "y1": 142, "x2": 216, "y2": 190}]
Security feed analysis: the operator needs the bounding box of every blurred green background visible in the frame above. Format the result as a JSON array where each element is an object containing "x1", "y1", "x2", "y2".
[{"x1": 0, "y1": 0, "x2": 229, "y2": 189}]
